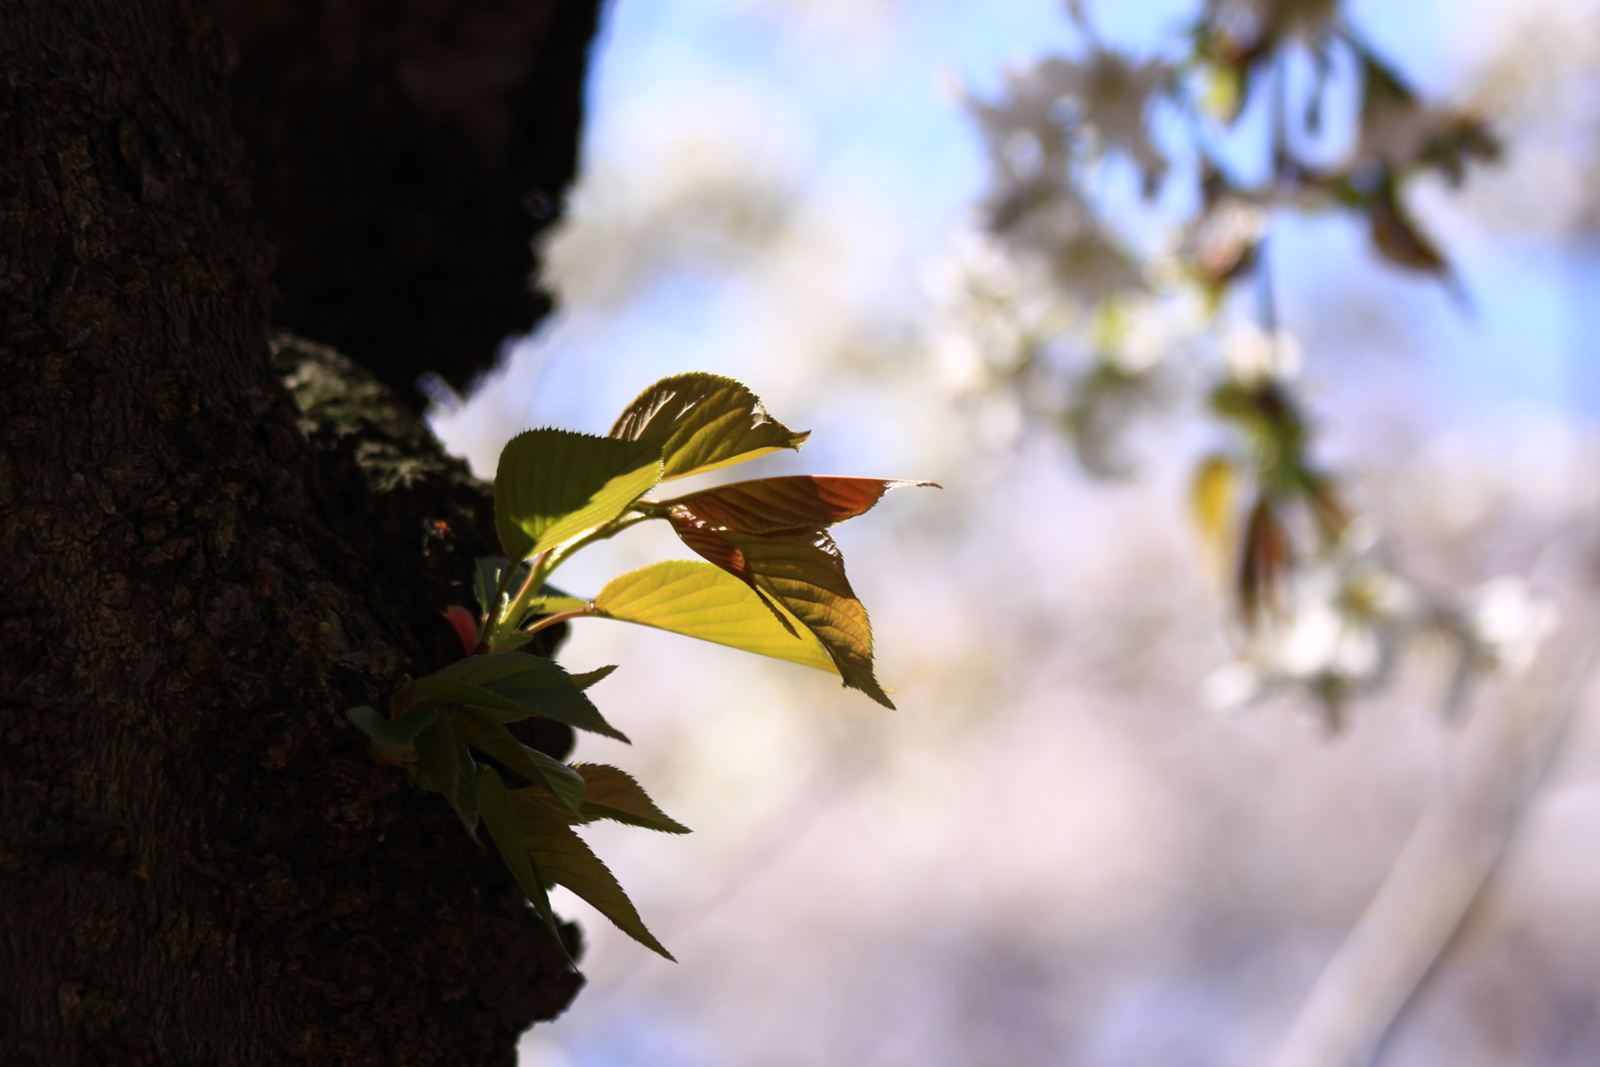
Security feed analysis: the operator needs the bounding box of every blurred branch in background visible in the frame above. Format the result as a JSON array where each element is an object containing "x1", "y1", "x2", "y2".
[{"x1": 1274, "y1": 616, "x2": 1600, "y2": 1067}]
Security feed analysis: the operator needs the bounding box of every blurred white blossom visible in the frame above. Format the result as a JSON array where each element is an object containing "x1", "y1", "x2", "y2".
[
  {"x1": 1207, "y1": 525, "x2": 1421, "y2": 711},
  {"x1": 1220, "y1": 320, "x2": 1303, "y2": 385},
  {"x1": 1464, "y1": 577, "x2": 1558, "y2": 673}
]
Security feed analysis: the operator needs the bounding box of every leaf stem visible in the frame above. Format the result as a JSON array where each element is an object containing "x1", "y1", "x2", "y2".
[
  {"x1": 489, "y1": 510, "x2": 656, "y2": 642},
  {"x1": 554, "y1": 510, "x2": 656, "y2": 564},
  {"x1": 484, "y1": 549, "x2": 550, "y2": 645},
  {"x1": 521, "y1": 607, "x2": 592, "y2": 638}
]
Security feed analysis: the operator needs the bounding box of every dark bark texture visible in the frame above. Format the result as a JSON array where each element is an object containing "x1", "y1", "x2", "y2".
[
  {"x1": 0, "y1": 0, "x2": 600, "y2": 1062},
  {"x1": 218, "y1": 0, "x2": 601, "y2": 405}
]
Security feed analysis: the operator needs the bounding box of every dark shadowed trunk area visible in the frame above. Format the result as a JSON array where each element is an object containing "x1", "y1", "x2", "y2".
[{"x1": 0, "y1": 1, "x2": 602, "y2": 1062}]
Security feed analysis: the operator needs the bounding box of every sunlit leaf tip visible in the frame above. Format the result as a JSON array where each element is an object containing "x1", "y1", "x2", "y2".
[
  {"x1": 571, "y1": 763, "x2": 691, "y2": 834},
  {"x1": 609, "y1": 372, "x2": 808, "y2": 480}
]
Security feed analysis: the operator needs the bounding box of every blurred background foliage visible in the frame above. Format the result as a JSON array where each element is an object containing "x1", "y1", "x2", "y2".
[{"x1": 427, "y1": 0, "x2": 1600, "y2": 1063}]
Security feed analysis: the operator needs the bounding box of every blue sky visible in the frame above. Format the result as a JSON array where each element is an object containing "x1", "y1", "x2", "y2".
[{"x1": 472, "y1": 0, "x2": 1592, "y2": 448}]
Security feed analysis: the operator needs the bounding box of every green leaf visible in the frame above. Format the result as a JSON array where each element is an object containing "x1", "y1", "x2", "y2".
[
  {"x1": 473, "y1": 766, "x2": 563, "y2": 941},
  {"x1": 452, "y1": 707, "x2": 587, "y2": 814},
  {"x1": 518, "y1": 805, "x2": 674, "y2": 960},
  {"x1": 494, "y1": 429, "x2": 662, "y2": 562},
  {"x1": 346, "y1": 704, "x2": 442, "y2": 751},
  {"x1": 411, "y1": 652, "x2": 628, "y2": 742},
  {"x1": 513, "y1": 764, "x2": 690, "y2": 834},
  {"x1": 450, "y1": 738, "x2": 482, "y2": 837},
  {"x1": 609, "y1": 373, "x2": 808, "y2": 480},
  {"x1": 472, "y1": 556, "x2": 515, "y2": 621},
  {"x1": 411, "y1": 713, "x2": 462, "y2": 798},
  {"x1": 659, "y1": 476, "x2": 935, "y2": 535}
]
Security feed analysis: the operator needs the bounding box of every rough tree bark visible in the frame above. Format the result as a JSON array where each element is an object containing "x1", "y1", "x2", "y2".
[{"x1": 0, "y1": 1, "x2": 601, "y2": 1062}]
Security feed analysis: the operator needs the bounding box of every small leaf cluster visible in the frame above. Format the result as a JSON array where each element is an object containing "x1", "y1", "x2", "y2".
[{"x1": 350, "y1": 373, "x2": 929, "y2": 958}]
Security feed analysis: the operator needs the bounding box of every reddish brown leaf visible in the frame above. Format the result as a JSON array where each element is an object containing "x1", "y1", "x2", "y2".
[
  {"x1": 1367, "y1": 184, "x2": 1447, "y2": 275},
  {"x1": 662, "y1": 476, "x2": 936, "y2": 536},
  {"x1": 443, "y1": 605, "x2": 480, "y2": 655},
  {"x1": 1238, "y1": 497, "x2": 1291, "y2": 628},
  {"x1": 665, "y1": 509, "x2": 798, "y2": 637},
  {"x1": 663, "y1": 509, "x2": 891, "y2": 707}
]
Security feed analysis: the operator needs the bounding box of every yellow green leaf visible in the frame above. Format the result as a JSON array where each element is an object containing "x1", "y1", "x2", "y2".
[
  {"x1": 494, "y1": 429, "x2": 662, "y2": 562},
  {"x1": 591, "y1": 560, "x2": 837, "y2": 676},
  {"x1": 609, "y1": 373, "x2": 808, "y2": 480}
]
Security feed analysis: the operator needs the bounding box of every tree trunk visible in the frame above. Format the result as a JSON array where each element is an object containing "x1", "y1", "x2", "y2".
[{"x1": 0, "y1": 1, "x2": 600, "y2": 1062}]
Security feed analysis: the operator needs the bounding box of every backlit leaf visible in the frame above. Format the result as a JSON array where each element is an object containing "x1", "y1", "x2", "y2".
[
  {"x1": 659, "y1": 505, "x2": 890, "y2": 706},
  {"x1": 573, "y1": 764, "x2": 690, "y2": 833},
  {"x1": 411, "y1": 652, "x2": 627, "y2": 742},
  {"x1": 518, "y1": 806, "x2": 674, "y2": 960},
  {"x1": 609, "y1": 373, "x2": 808, "y2": 480},
  {"x1": 494, "y1": 429, "x2": 662, "y2": 561},
  {"x1": 514, "y1": 765, "x2": 689, "y2": 834},
  {"x1": 452, "y1": 707, "x2": 587, "y2": 814},
  {"x1": 734, "y1": 531, "x2": 891, "y2": 708},
  {"x1": 659, "y1": 476, "x2": 935, "y2": 535},
  {"x1": 592, "y1": 560, "x2": 836, "y2": 675},
  {"x1": 593, "y1": 556, "x2": 892, "y2": 707},
  {"x1": 663, "y1": 507, "x2": 799, "y2": 636}
]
